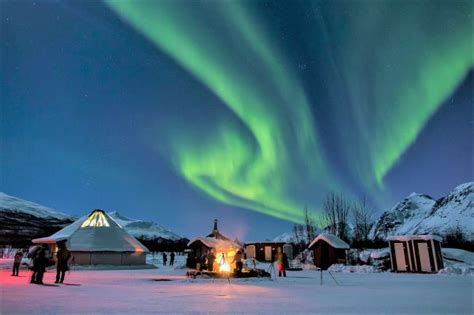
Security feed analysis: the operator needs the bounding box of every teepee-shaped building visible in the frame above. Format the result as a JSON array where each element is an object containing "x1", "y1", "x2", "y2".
[{"x1": 33, "y1": 209, "x2": 149, "y2": 265}]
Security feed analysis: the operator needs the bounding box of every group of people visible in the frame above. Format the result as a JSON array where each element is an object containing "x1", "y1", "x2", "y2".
[
  {"x1": 12, "y1": 240, "x2": 72, "y2": 285},
  {"x1": 161, "y1": 252, "x2": 175, "y2": 266},
  {"x1": 196, "y1": 248, "x2": 288, "y2": 277},
  {"x1": 196, "y1": 249, "x2": 245, "y2": 275}
]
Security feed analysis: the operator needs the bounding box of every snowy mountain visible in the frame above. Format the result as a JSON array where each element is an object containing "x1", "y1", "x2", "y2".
[
  {"x1": 273, "y1": 227, "x2": 324, "y2": 243},
  {"x1": 0, "y1": 192, "x2": 73, "y2": 220},
  {"x1": 371, "y1": 182, "x2": 474, "y2": 241},
  {"x1": 0, "y1": 192, "x2": 74, "y2": 246},
  {"x1": 108, "y1": 211, "x2": 183, "y2": 241},
  {"x1": 273, "y1": 232, "x2": 297, "y2": 243}
]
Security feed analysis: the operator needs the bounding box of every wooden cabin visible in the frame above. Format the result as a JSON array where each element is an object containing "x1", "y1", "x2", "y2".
[
  {"x1": 244, "y1": 242, "x2": 293, "y2": 262},
  {"x1": 308, "y1": 234, "x2": 349, "y2": 270},
  {"x1": 187, "y1": 219, "x2": 241, "y2": 270},
  {"x1": 388, "y1": 235, "x2": 444, "y2": 273}
]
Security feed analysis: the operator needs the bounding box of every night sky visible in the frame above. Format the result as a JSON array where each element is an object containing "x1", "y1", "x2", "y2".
[{"x1": 1, "y1": 1, "x2": 472, "y2": 240}]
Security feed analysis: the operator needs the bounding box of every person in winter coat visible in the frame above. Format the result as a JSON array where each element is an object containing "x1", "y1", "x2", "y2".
[
  {"x1": 275, "y1": 247, "x2": 288, "y2": 277},
  {"x1": 206, "y1": 250, "x2": 216, "y2": 271},
  {"x1": 232, "y1": 250, "x2": 244, "y2": 276},
  {"x1": 55, "y1": 241, "x2": 71, "y2": 284},
  {"x1": 12, "y1": 250, "x2": 23, "y2": 276},
  {"x1": 31, "y1": 248, "x2": 48, "y2": 284},
  {"x1": 162, "y1": 252, "x2": 167, "y2": 266},
  {"x1": 169, "y1": 252, "x2": 175, "y2": 267}
]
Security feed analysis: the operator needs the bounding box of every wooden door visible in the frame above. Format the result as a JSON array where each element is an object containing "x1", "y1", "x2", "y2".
[
  {"x1": 394, "y1": 242, "x2": 407, "y2": 271},
  {"x1": 246, "y1": 245, "x2": 256, "y2": 259},
  {"x1": 417, "y1": 242, "x2": 432, "y2": 272},
  {"x1": 264, "y1": 246, "x2": 272, "y2": 261}
]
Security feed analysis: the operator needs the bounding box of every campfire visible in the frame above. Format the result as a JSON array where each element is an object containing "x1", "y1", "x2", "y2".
[
  {"x1": 216, "y1": 249, "x2": 236, "y2": 273},
  {"x1": 186, "y1": 219, "x2": 270, "y2": 279}
]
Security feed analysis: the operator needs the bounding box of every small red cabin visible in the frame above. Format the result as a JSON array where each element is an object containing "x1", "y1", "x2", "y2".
[{"x1": 308, "y1": 234, "x2": 349, "y2": 270}]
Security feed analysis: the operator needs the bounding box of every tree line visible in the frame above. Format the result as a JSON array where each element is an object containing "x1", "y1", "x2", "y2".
[{"x1": 292, "y1": 192, "x2": 376, "y2": 252}]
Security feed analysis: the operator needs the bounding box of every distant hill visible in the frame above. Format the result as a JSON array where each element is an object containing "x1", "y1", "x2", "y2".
[
  {"x1": 0, "y1": 192, "x2": 189, "y2": 251},
  {"x1": 108, "y1": 211, "x2": 189, "y2": 252},
  {"x1": 0, "y1": 192, "x2": 74, "y2": 247},
  {"x1": 108, "y1": 211, "x2": 183, "y2": 241}
]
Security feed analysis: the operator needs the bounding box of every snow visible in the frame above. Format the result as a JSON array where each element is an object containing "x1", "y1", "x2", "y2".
[
  {"x1": 108, "y1": 211, "x2": 183, "y2": 241},
  {"x1": 442, "y1": 248, "x2": 474, "y2": 265},
  {"x1": 1, "y1": 265, "x2": 472, "y2": 314},
  {"x1": 0, "y1": 192, "x2": 72, "y2": 220},
  {"x1": 370, "y1": 248, "x2": 390, "y2": 260},
  {"x1": 273, "y1": 231, "x2": 297, "y2": 242},
  {"x1": 439, "y1": 248, "x2": 474, "y2": 275},
  {"x1": 328, "y1": 264, "x2": 379, "y2": 273},
  {"x1": 438, "y1": 266, "x2": 473, "y2": 276},
  {"x1": 308, "y1": 234, "x2": 350, "y2": 249}
]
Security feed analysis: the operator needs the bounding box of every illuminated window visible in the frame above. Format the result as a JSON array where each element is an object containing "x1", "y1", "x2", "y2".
[{"x1": 81, "y1": 211, "x2": 110, "y2": 228}]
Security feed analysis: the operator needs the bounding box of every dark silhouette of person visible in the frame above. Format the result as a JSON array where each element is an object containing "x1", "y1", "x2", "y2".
[
  {"x1": 29, "y1": 247, "x2": 40, "y2": 283},
  {"x1": 12, "y1": 250, "x2": 23, "y2": 276},
  {"x1": 233, "y1": 250, "x2": 244, "y2": 276},
  {"x1": 55, "y1": 241, "x2": 71, "y2": 284},
  {"x1": 31, "y1": 248, "x2": 48, "y2": 284},
  {"x1": 162, "y1": 252, "x2": 167, "y2": 266},
  {"x1": 199, "y1": 254, "x2": 206, "y2": 270},
  {"x1": 206, "y1": 250, "x2": 216, "y2": 271},
  {"x1": 170, "y1": 252, "x2": 175, "y2": 267}
]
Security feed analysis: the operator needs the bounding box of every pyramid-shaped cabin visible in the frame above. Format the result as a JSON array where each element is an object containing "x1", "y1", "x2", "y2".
[{"x1": 32, "y1": 209, "x2": 149, "y2": 265}]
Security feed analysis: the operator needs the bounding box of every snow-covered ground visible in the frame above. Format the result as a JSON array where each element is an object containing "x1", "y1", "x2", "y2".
[{"x1": 1, "y1": 264, "x2": 472, "y2": 314}]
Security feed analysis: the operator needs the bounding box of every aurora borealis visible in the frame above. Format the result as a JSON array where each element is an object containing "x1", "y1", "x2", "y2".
[
  {"x1": 106, "y1": 0, "x2": 473, "y2": 222},
  {"x1": 1, "y1": 0, "x2": 472, "y2": 237}
]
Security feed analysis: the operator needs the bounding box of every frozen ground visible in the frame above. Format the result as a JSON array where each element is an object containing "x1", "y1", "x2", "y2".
[{"x1": 1, "y1": 264, "x2": 472, "y2": 314}]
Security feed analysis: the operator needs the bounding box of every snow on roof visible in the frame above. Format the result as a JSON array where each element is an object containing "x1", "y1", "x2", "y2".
[
  {"x1": 387, "y1": 235, "x2": 442, "y2": 242},
  {"x1": 308, "y1": 234, "x2": 350, "y2": 249},
  {"x1": 32, "y1": 209, "x2": 149, "y2": 252},
  {"x1": 188, "y1": 236, "x2": 241, "y2": 250}
]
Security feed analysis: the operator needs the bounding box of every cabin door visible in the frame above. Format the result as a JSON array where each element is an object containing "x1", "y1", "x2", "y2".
[
  {"x1": 246, "y1": 245, "x2": 256, "y2": 259},
  {"x1": 264, "y1": 246, "x2": 272, "y2": 261},
  {"x1": 394, "y1": 243, "x2": 407, "y2": 271},
  {"x1": 320, "y1": 243, "x2": 330, "y2": 270},
  {"x1": 417, "y1": 242, "x2": 432, "y2": 272}
]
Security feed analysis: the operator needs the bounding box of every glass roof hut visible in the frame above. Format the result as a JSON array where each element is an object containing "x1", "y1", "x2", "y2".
[{"x1": 32, "y1": 209, "x2": 149, "y2": 265}]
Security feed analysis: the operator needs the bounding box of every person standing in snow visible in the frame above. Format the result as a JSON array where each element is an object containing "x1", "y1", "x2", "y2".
[
  {"x1": 169, "y1": 252, "x2": 175, "y2": 267},
  {"x1": 11, "y1": 250, "x2": 23, "y2": 276},
  {"x1": 232, "y1": 250, "x2": 244, "y2": 276},
  {"x1": 162, "y1": 252, "x2": 167, "y2": 266},
  {"x1": 31, "y1": 247, "x2": 48, "y2": 284},
  {"x1": 275, "y1": 247, "x2": 287, "y2": 277},
  {"x1": 206, "y1": 249, "x2": 216, "y2": 271},
  {"x1": 55, "y1": 241, "x2": 71, "y2": 284}
]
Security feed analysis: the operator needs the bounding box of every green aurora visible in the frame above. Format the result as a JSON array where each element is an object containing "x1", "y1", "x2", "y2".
[{"x1": 106, "y1": 0, "x2": 473, "y2": 223}]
